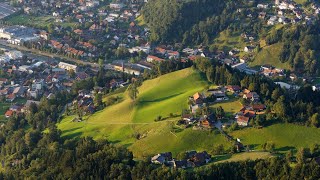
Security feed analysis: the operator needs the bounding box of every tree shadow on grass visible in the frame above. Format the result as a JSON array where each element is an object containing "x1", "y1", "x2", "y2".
[
  {"x1": 61, "y1": 127, "x2": 82, "y2": 134},
  {"x1": 276, "y1": 146, "x2": 295, "y2": 152},
  {"x1": 140, "y1": 92, "x2": 184, "y2": 103},
  {"x1": 211, "y1": 154, "x2": 232, "y2": 163},
  {"x1": 62, "y1": 131, "x2": 83, "y2": 140}
]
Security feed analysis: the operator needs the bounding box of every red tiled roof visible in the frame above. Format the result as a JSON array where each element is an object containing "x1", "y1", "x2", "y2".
[{"x1": 5, "y1": 110, "x2": 13, "y2": 117}]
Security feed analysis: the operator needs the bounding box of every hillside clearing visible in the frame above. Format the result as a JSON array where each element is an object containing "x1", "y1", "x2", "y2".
[
  {"x1": 58, "y1": 68, "x2": 230, "y2": 157},
  {"x1": 250, "y1": 43, "x2": 292, "y2": 70},
  {"x1": 230, "y1": 123, "x2": 320, "y2": 151}
]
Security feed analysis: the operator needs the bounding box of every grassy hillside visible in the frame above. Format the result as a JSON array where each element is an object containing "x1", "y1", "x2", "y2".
[
  {"x1": 230, "y1": 123, "x2": 320, "y2": 151},
  {"x1": 250, "y1": 43, "x2": 292, "y2": 70},
  {"x1": 212, "y1": 30, "x2": 246, "y2": 51},
  {"x1": 58, "y1": 68, "x2": 232, "y2": 157}
]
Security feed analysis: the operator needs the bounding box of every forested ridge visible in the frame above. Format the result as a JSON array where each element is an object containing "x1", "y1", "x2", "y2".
[{"x1": 142, "y1": 0, "x2": 240, "y2": 44}]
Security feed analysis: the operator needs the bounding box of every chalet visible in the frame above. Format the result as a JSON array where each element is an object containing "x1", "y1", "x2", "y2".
[
  {"x1": 210, "y1": 90, "x2": 228, "y2": 101},
  {"x1": 189, "y1": 151, "x2": 211, "y2": 167},
  {"x1": 193, "y1": 92, "x2": 204, "y2": 104},
  {"x1": 226, "y1": 85, "x2": 241, "y2": 93},
  {"x1": 151, "y1": 152, "x2": 172, "y2": 164},
  {"x1": 236, "y1": 115, "x2": 250, "y2": 126},
  {"x1": 243, "y1": 92, "x2": 260, "y2": 102}
]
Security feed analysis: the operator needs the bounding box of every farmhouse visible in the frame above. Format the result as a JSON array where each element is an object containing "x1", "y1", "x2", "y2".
[
  {"x1": 236, "y1": 115, "x2": 250, "y2": 126},
  {"x1": 243, "y1": 92, "x2": 260, "y2": 102},
  {"x1": 193, "y1": 92, "x2": 204, "y2": 104},
  {"x1": 151, "y1": 152, "x2": 172, "y2": 164}
]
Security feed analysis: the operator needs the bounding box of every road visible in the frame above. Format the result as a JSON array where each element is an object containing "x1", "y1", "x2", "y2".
[{"x1": 0, "y1": 40, "x2": 99, "y2": 68}]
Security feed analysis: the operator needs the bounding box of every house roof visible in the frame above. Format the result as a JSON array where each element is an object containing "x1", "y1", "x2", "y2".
[
  {"x1": 237, "y1": 116, "x2": 249, "y2": 123},
  {"x1": 147, "y1": 55, "x2": 164, "y2": 62},
  {"x1": 5, "y1": 110, "x2": 13, "y2": 117},
  {"x1": 193, "y1": 92, "x2": 203, "y2": 100},
  {"x1": 252, "y1": 104, "x2": 266, "y2": 110}
]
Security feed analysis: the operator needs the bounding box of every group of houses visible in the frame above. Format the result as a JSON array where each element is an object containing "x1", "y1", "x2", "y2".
[
  {"x1": 0, "y1": 50, "x2": 106, "y2": 118},
  {"x1": 235, "y1": 88, "x2": 266, "y2": 127},
  {"x1": 4, "y1": 100, "x2": 40, "y2": 119},
  {"x1": 256, "y1": 0, "x2": 317, "y2": 26},
  {"x1": 151, "y1": 151, "x2": 211, "y2": 169}
]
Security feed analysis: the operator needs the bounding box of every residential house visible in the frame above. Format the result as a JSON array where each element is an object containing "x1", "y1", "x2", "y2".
[
  {"x1": 12, "y1": 86, "x2": 25, "y2": 97},
  {"x1": 252, "y1": 104, "x2": 266, "y2": 112},
  {"x1": 5, "y1": 110, "x2": 13, "y2": 118},
  {"x1": 236, "y1": 115, "x2": 250, "y2": 126},
  {"x1": 146, "y1": 55, "x2": 164, "y2": 63},
  {"x1": 193, "y1": 92, "x2": 204, "y2": 105},
  {"x1": 151, "y1": 152, "x2": 172, "y2": 164},
  {"x1": 226, "y1": 85, "x2": 241, "y2": 93},
  {"x1": 6, "y1": 94, "x2": 15, "y2": 102},
  {"x1": 244, "y1": 46, "x2": 255, "y2": 53},
  {"x1": 243, "y1": 92, "x2": 260, "y2": 102},
  {"x1": 189, "y1": 151, "x2": 211, "y2": 167}
]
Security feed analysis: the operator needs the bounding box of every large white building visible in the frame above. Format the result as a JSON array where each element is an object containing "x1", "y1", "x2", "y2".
[{"x1": 58, "y1": 62, "x2": 78, "y2": 72}]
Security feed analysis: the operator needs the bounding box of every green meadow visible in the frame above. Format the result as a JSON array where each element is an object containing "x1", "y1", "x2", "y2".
[
  {"x1": 231, "y1": 123, "x2": 320, "y2": 151},
  {"x1": 58, "y1": 68, "x2": 234, "y2": 157},
  {"x1": 58, "y1": 68, "x2": 320, "y2": 158}
]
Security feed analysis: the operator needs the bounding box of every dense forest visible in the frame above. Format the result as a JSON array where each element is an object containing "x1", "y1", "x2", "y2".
[{"x1": 142, "y1": 0, "x2": 241, "y2": 44}]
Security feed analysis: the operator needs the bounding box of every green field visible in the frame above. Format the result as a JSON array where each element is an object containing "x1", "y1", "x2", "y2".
[
  {"x1": 212, "y1": 30, "x2": 246, "y2": 52},
  {"x1": 211, "y1": 99, "x2": 242, "y2": 117},
  {"x1": 230, "y1": 123, "x2": 320, "y2": 151},
  {"x1": 58, "y1": 68, "x2": 234, "y2": 157},
  {"x1": 250, "y1": 43, "x2": 292, "y2": 70},
  {"x1": 5, "y1": 14, "x2": 77, "y2": 28},
  {"x1": 214, "y1": 152, "x2": 273, "y2": 164},
  {"x1": 58, "y1": 68, "x2": 320, "y2": 159}
]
